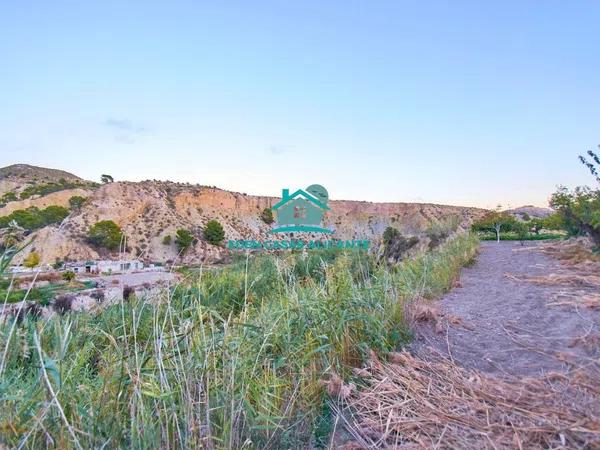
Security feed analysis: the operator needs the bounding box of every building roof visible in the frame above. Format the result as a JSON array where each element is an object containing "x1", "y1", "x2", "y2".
[{"x1": 272, "y1": 189, "x2": 330, "y2": 211}]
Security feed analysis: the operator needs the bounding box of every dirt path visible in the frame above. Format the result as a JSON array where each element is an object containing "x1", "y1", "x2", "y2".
[{"x1": 412, "y1": 241, "x2": 600, "y2": 377}]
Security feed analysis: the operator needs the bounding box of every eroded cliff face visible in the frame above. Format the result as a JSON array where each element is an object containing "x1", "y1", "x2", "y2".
[{"x1": 12, "y1": 181, "x2": 486, "y2": 265}]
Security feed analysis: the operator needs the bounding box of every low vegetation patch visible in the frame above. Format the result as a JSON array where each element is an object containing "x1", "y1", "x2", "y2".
[
  {"x1": 0, "y1": 205, "x2": 69, "y2": 231},
  {"x1": 18, "y1": 179, "x2": 96, "y2": 200},
  {"x1": 0, "y1": 234, "x2": 478, "y2": 448}
]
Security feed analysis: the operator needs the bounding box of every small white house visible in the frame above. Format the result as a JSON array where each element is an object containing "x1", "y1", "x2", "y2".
[{"x1": 65, "y1": 259, "x2": 143, "y2": 274}]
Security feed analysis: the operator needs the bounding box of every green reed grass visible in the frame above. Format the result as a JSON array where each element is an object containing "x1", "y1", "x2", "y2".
[{"x1": 0, "y1": 234, "x2": 478, "y2": 449}]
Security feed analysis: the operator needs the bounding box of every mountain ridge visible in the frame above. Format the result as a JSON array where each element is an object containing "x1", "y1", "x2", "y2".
[{"x1": 0, "y1": 164, "x2": 489, "y2": 265}]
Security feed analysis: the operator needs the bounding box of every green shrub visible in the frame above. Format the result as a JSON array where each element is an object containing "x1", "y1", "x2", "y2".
[
  {"x1": 1, "y1": 192, "x2": 17, "y2": 203},
  {"x1": 23, "y1": 252, "x2": 40, "y2": 268},
  {"x1": 69, "y1": 195, "x2": 87, "y2": 209},
  {"x1": 87, "y1": 220, "x2": 123, "y2": 250},
  {"x1": 18, "y1": 179, "x2": 92, "y2": 199},
  {"x1": 162, "y1": 234, "x2": 172, "y2": 245},
  {"x1": 203, "y1": 220, "x2": 225, "y2": 245},
  {"x1": 62, "y1": 270, "x2": 76, "y2": 282},
  {"x1": 260, "y1": 207, "x2": 274, "y2": 224},
  {"x1": 175, "y1": 229, "x2": 195, "y2": 252},
  {"x1": 0, "y1": 205, "x2": 69, "y2": 231}
]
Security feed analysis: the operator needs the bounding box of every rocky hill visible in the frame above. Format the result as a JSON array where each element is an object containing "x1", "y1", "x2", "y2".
[
  {"x1": 506, "y1": 205, "x2": 553, "y2": 220},
  {"x1": 0, "y1": 165, "x2": 488, "y2": 265},
  {"x1": 0, "y1": 164, "x2": 97, "y2": 206}
]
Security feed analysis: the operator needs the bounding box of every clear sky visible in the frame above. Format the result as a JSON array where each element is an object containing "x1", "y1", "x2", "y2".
[{"x1": 1, "y1": 1, "x2": 599, "y2": 208}]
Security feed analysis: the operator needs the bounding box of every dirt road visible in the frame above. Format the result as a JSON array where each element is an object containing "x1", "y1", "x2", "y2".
[{"x1": 412, "y1": 240, "x2": 600, "y2": 377}]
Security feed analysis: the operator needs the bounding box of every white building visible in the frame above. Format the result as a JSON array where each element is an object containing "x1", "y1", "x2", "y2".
[{"x1": 66, "y1": 259, "x2": 143, "y2": 274}]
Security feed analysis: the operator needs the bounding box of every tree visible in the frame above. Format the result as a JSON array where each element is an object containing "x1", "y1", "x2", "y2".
[
  {"x1": 88, "y1": 220, "x2": 123, "y2": 250},
  {"x1": 513, "y1": 221, "x2": 529, "y2": 246},
  {"x1": 541, "y1": 213, "x2": 564, "y2": 231},
  {"x1": 69, "y1": 195, "x2": 86, "y2": 210},
  {"x1": 101, "y1": 174, "x2": 114, "y2": 184},
  {"x1": 203, "y1": 220, "x2": 225, "y2": 245},
  {"x1": 472, "y1": 210, "x2": 516, "y2": 242},
  {"x1": 162, "y1": 234, "x2": 172, "y2": 245},
  {"x1": 260, "y1": 207, "x2": 274, "y2": 224},
  {"x1": 550, "y1": 186, "x2": 600, "y2": 246},
  {"x1": 579, "y1": 146, "x2": 600, "y2": 184},
  {"x1": 175, "y1": 229, "x2": 195, "y2": 253},
  {"x1": 23, "y1": 252, "x2": 40, "y2": 268}
]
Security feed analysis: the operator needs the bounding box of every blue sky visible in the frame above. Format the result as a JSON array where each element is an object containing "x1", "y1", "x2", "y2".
[{"x1": 1, "y1": 1, "x2": 599, "y2": 208}]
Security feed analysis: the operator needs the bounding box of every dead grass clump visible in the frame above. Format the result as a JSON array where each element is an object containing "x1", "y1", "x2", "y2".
[
  {"x1": 505, "y1": 272, "x2": 600, "y2": 288},
  {"x1": 409, "y1": 302, "x2": 472, "y2": 333},
  {"x1": 342, "y1": 351, "x2": 600, "y2": 449},
  {"x1": 547, "y1": 293, "x2": 600, "y2": 310},
  {"x1": 536, "y1": 239, "x2": 600, "y2": 265}
]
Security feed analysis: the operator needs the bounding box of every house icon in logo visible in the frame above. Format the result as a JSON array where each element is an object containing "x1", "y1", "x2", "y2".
[{"x1": 270, "y1": 184, "x2": 333, "y2": 234}]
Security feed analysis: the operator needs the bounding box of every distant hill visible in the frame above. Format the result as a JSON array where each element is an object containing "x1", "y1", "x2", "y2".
[
  {"x1": 0, "y1": 164, "x2": 96, "y2": 206},
  {"x1": 506, "y1": 205, "x2": 553, "y2": 220},
  {"x1": 0, "y1": 164, "x2": 83, "y2": 184},
  {"x1": 0, "y1": 164, "x2": 489, "y2": 265}
]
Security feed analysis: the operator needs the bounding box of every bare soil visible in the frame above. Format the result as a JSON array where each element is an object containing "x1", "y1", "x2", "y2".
[{"x1": 411, "y1": 240, "x2": 600, "y2": 377}]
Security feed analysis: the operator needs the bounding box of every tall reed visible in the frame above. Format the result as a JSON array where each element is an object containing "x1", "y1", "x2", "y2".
[{"x1": 0, "y1": 234, "x2": 478, "y2": 449}]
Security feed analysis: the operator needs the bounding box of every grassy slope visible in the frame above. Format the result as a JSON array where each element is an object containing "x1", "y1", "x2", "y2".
[{"x1": 0, "y1": 234, "x2": 478, "y2": 449}]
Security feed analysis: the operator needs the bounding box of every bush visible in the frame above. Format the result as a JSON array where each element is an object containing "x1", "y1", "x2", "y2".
[
  {"x1": 123, "y1": 285, "x2": 135, "y2": 300},
  {"x1": 383, "y1": 226, "x2": 400, "y2": 246},
  {"x1": 162, "y1": 235, "x2": 172, "y2": 245},
  {"x1": 1, "y1": 192, "x2": 17, "y2": 203},
  {"x1": 260, "y1": 207, "x2": 274, "y2": 224},
  {"x1": 23, "y1": 252, "x2": 40, "y2": 268},
  {"x1": 53, "y1": 294, "x2": 74, "y2": 314},
  {"x1": 0, "y1": 205, "x2": 69, "y2": 231},
  {"x1": 175, "y1": 229, "x2": 195, "y2": 253},
  {"x1": 69, "y1": 195, "x2": 87, "y2": 210},
  {"x1": 203, "y1": 220, "x2": 225, "y2": 245},
  {"x1": 90, "y1": 289, "x2": 105, "y2": 302},
  {"x1": 62, "y1": 270, "x2": 76, "y2": 282},
  {"x1": 88, "y1": 220, "x2": 123, "y2": 250},
  {"x1": 384, "y1": 231, "x2": 419, "y2": 261}
]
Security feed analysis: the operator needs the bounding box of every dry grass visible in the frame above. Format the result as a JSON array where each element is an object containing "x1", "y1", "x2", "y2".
[
  {"x1": 340, "y1": 351, "x2": 600, "y2": 449},
  {"x1": 508, "y1": 239, "x2": 600, "y2": 310},
  {"x1": 504, "y1": 272, "x2": 600, "y2": 288}
]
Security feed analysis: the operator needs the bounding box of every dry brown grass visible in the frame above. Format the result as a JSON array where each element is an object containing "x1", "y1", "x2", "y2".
[
  {"x1": 505, "y1": 272, "x2": 600, "y2": 288},
  {"x1": 508, "y1": 239, "x2": 600, "y2": 310},
  {"x1": 340, "y1": 351, "x2": 600, "y2": 449}
]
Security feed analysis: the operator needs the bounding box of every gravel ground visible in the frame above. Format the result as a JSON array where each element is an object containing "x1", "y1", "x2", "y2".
[
  {"x1": 412, "y1": 241, "x2": 600, "y2": 377},
  {"x1": 82, "y1": 270, "x2": 176, "y2": 287}
]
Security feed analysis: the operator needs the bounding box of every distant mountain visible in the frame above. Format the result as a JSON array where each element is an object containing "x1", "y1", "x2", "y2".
[
  {"x1": 506, "y1": 205, "x2": 553, "y2": 220},
  {"x1": 0, "y1": 164, "x2": 488, "y2": 265}
]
